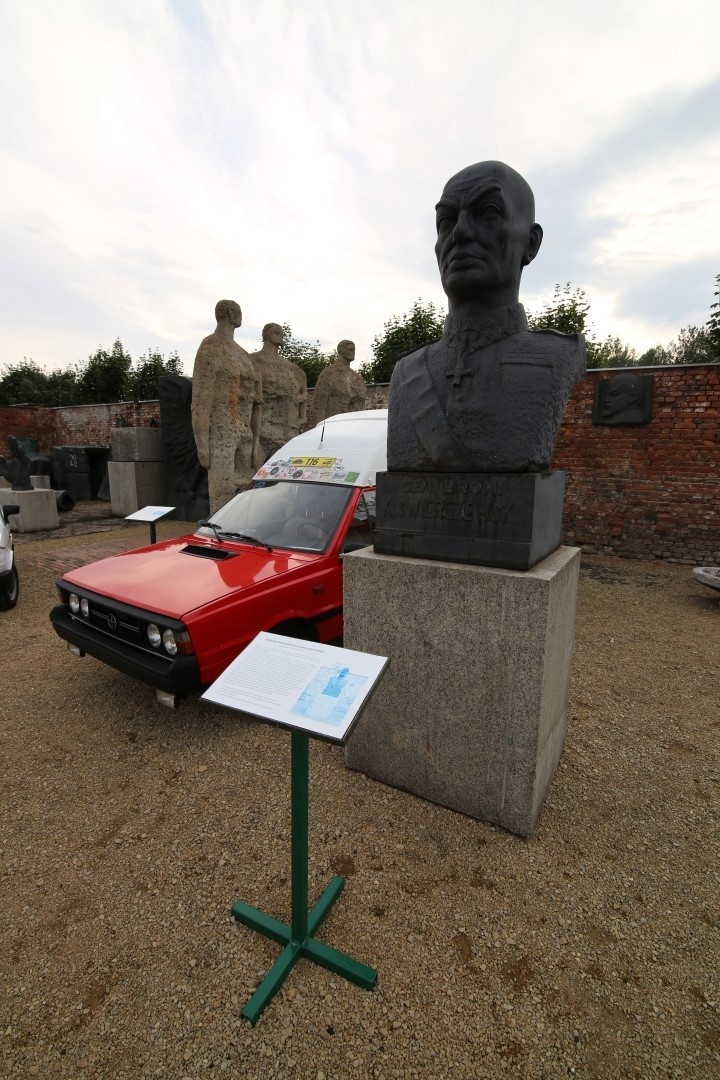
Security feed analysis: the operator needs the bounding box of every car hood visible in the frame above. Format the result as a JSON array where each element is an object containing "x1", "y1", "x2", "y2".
[{"x1": 61, "y1": 536, "x2": 319, "y2": 620}]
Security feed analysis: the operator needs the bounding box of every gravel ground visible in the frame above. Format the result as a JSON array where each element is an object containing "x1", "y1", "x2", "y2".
[{"x1": 1, "y1": 516, "x2": 719, "y2": 1079}]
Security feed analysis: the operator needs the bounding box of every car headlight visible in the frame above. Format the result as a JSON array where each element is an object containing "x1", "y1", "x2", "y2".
[
  {"x1": 80, "y1": 598, "x2": 89, "y2": 618},
  {"x1": 162, "y1": 629, "x2": 178, "y2": 656},
  {"x1": 147, "y1": 623, "x2": 162, "y2": 648},
  {"x1": 69, "y1": 593, "x2": 80, "y2": 614}
]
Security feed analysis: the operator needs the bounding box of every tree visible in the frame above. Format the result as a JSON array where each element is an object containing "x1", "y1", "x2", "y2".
[
  {"x1": 528, "y1": 283, "x2": 640, "y2": 368},
  {"x1": 359, "y1": 299, "x2": 445, "y2": 384},
  {"x1": 279, "y1": 325, "x2": 334, "y2": 388},
  {"x1": 76, "y1": 338, "x2": 133, "y2": 404},
  {"x1": 527, "y1": 283, "x2": 591, "y2": 336},
  {"x1": 705, "y1": 273, "x2": 720, "y2": 360},
  {"x1": 129, "y1": 348, "x2": 184, "y2": 400},
  {"x1": 589, "y1": 335, "x2": 638, "y2": 369}
]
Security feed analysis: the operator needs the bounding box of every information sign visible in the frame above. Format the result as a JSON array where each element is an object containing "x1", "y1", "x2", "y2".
[
  {"x1": 124, "y1": 505, "x2": 175, "y2": 522},
  {"x1": 202, "y1": 632, "x2": 387, "y2": 744}
]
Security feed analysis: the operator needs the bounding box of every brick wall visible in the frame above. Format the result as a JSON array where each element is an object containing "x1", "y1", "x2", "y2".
[
  {"x1": 0, "y1": 405, "x2": 57, "y2": 453},
  {"x1": 552, "y1": 364, "x2": 719, "y2": 563},
  {"x1": 0, "y1": 400, "x2": 161, "y2": 453},
  {"x1": 52, "y1": 400, "x2": 161, "y2": 447}
]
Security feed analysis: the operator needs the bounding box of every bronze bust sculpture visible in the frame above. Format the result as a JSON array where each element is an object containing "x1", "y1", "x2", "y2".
[
  {"x1": 376, "y1": 161, "x2": 586, "y2": 569},
  {"x1": 387, "y1": 161, "x2": 585, "y2": 473}
]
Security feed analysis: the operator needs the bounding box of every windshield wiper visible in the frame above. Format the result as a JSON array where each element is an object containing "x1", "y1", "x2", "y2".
[
  {"x1": 197, "y1": 519, "x2": 222, "y2": 540},
  {"x1": 217, "y1": 530, "x2": 273, "y2": 552}
]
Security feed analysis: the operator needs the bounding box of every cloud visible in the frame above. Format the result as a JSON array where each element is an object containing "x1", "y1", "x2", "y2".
[{"x1": 1, "y1": 0, "x2": 719, "y2": 372}]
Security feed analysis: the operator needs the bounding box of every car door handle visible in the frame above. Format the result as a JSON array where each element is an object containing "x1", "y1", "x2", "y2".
[{"x1": 312, "y1": 584, "x2": 325, "y2": 594}]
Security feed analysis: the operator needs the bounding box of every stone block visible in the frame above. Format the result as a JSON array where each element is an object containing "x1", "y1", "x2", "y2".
[
  {"x1": 373, "y1": 470, "x2": 565, "y2": 570},
  {"x1": 2, "y1": 488, "x2": 59, "y2": 532},
  {"x1": 343, "y1": 545, "x2": 580, "y2": 837},
  {"x1": 111, "y1": 427, "x2": 164, "y2": 462},
  {"x1": 30, "y1": 475, "x2": 51, "y2": 489},
  {"x1": 0, "y1": 477, "x2": 10, "y2": 489},
  {"x1": 109, "y1": 461, "x2": 169, "y2": 516}
]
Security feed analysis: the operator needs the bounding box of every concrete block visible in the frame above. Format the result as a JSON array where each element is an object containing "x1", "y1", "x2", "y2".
[
  {"x1": 109, "y1": 461, "x2": 169, "y2": 516},
  {"x1": 1, "y1": 488, "x2": 59, "y2": 532},
  {"x1": 343, "y1": 545, "x2": 581, "y2": 837},
  {"x1": 0, "y1": 477, "x2": 10, "y2": 489},
  {"x1": 111, "y1": 427, "x2": 164, "y2": 462},
  {"x1": 30, "y1": 475, "x2": 51, "y2": 489}
]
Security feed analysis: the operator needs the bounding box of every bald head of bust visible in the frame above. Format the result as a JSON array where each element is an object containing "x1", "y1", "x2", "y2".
[{"x1": 434, "y1": 161, "x2": 543, "y2": 315}]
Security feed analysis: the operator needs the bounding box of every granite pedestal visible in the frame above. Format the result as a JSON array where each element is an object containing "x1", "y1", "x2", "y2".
[
  {"x1": 373, "y1": 470, "x2": 565, "y2": 570},
  {"x1": 111, "y1": 427, "x2": 164, "y2": 462},
  {"x1": 343, "y1": 545, "x2": 580, "y2": 837},
  {"x1": 0, "y1": 488, "x2": 59, "y2": 532},
  {"x1": 109, "y1": 461, "x2": 169, "y2": 517}
]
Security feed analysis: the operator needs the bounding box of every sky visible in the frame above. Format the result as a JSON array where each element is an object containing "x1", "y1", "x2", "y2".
[{"x1": 1, "y1": 0, "x2": 719, "y2": 376}]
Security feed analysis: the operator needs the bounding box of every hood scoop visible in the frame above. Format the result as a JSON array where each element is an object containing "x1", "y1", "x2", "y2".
[{"x1": 181, "y1": 544, "x2": 238, "y2": 561}]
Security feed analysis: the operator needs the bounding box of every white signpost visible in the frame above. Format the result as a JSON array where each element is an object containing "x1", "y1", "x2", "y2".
[{"x1": 124, "y1": 505, "x2": 175, "y2": 544}]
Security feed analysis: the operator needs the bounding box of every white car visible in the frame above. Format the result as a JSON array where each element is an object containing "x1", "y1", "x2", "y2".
[{"x1": 0, "y1": 502, "x2": 19, "y2": 610}]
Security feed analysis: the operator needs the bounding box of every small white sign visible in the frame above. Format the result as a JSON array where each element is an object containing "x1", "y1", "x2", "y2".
[
  {"x1": 202, "y1": 632, "x2": 388, "y2": 744},
  {"x1": 125, "y1": 505, "x2": 175, "y2": 523}
]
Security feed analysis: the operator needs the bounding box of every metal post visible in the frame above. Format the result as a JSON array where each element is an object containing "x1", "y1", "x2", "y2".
[{"x1": 290, "y1": 731, "x2": 309, "y2": 943}]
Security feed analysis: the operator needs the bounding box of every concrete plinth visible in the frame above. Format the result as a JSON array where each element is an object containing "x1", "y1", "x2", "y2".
[
  {"x1": 111, "y1": 427, "x2": 164, "y2": 462},
  {"x1": 343, "y1": 545, "x2": 580, "y2": 837},
  {"x1": 109, "y1": 461, "x2": 169, "y2": 516},
  {"x1": 1, "y1": 488, "x2": 59, "y2": 532},
  {"x1": 30, "y1": 475, "x2": 51, "y2": 490}
]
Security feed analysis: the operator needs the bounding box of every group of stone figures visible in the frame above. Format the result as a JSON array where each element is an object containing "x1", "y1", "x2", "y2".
[{"x1": 190, "y1": 304, "x2": 365, "y2": 509}]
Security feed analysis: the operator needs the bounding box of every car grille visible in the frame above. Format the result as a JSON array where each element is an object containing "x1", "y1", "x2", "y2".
[{"x1": 84, "y1": 600, "x2": 157, "y2": 654}]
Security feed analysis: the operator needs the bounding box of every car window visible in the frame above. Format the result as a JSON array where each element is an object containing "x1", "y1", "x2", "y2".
[
  {"x1": 196, "y1": 481, "x2": 354, "y2": 553},
  {"x1": 342, "y1": 491, "x2": 376, "y2": 552}
]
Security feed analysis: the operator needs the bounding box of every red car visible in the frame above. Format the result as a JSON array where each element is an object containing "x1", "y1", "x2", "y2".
[{"x1": 50, "y1": 410, "x2": 387, "y2": 707}]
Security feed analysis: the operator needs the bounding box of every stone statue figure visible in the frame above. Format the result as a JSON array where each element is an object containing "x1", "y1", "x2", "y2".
[
  {"x1": 191, "y1": 299, "x2": 260, "y2": 511},
  {"x1": 250, "y1": 323, "x2": 307, "y2": 464},
  {"x1": 311, "y1": 340, "x2": 366, "y2": 424},
  {"x1": 387, "y1": 161, "x2": 586, "y2": 473}
]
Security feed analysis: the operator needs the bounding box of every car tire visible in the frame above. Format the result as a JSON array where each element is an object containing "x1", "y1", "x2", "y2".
[
  {"x1": 271, "y1": 619, "x2": 316, "y2": 642},
  {"x1": 0, "y1": 564, "x2": 19, "y2": 610}
]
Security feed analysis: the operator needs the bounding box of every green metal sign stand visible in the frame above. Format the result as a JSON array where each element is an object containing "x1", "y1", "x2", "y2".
[{"x1": 231, "y1": 730, "x2": 377, "y2": 1024}]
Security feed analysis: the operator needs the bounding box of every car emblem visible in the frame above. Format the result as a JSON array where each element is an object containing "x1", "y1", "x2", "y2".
[{"x1": 107, "y1": 613, "x2": 117, "y2": 631}]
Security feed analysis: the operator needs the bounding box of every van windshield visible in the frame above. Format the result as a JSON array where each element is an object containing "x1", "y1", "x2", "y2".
[{"x1": 195, "y1": 481, "x2": 354, "y2": 553}]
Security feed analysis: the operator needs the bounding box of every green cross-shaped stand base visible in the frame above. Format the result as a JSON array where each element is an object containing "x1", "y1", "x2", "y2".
[{"x1": 231, "y1": 730, "x2": 377, "y2": 1025}]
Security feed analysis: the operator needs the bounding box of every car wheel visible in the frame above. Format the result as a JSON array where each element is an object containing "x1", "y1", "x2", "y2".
[
  {"x1": 271, "y1": 619, "x2": 316, "y2": 642},
  {"x1": 0, "y1": 565, "x2": 19, "y2": 610}
]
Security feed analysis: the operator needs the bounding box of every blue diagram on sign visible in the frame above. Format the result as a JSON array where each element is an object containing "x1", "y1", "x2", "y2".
[{"x1": 291, "y1": 665, "x2": 367, "y2": 727}]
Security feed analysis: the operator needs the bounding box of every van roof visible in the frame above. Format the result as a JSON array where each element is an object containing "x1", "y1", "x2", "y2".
[{"x1": 253, "y1": 409, "x2": 388, "y2": 488}]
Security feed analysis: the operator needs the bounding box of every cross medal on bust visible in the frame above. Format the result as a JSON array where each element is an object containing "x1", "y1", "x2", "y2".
[{"x1": 446, "y1": 354, "x2": 473, "y2": 388}]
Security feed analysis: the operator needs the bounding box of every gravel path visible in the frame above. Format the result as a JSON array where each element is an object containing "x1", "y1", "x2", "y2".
[{"x1": 1, "y1": 521, "x2": 718, "y2": 1078}]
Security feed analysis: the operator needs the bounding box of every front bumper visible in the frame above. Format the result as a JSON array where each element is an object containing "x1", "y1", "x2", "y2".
[{"x1": 50, "y1": 605, "x2": 201, "y2": 695}]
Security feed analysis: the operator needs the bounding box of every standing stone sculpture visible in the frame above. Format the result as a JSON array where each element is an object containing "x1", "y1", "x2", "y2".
[
  {"x1": 311, "y1": 340, "x2": 366, "y2": 424},
  {"x1": 376, "y1": 160, "x2": 586, "y2": 570},
  {"x1": 250, "y1": 323, "x2": 307, "y2": 465},
  {"x1": 191, "y1": 300, "x2": 260, "y2": 511}
]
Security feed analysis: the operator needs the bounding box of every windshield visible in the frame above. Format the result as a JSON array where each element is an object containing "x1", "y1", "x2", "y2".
[{"x1": 196, "y1": 481, "x2": 354, "y2": 553}]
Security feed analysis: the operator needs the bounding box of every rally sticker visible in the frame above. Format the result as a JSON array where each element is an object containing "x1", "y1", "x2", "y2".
[{"x1": 288, "y1": 456, "x2": 336, "y2": 468}]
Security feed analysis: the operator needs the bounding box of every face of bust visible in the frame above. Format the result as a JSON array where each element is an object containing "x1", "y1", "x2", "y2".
[
  {"x1": 434, "y1": 162, "x2": 541, "y2": 308},
  {"x1": 602, "y1": 375, "x2": 642, "y2": 417},
  {"x1": 337, "y1": 341, "x2": 355, "y2": 364},
  {"x1": 265, "y1": 323, "x2": 284, "y2": 347}
]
